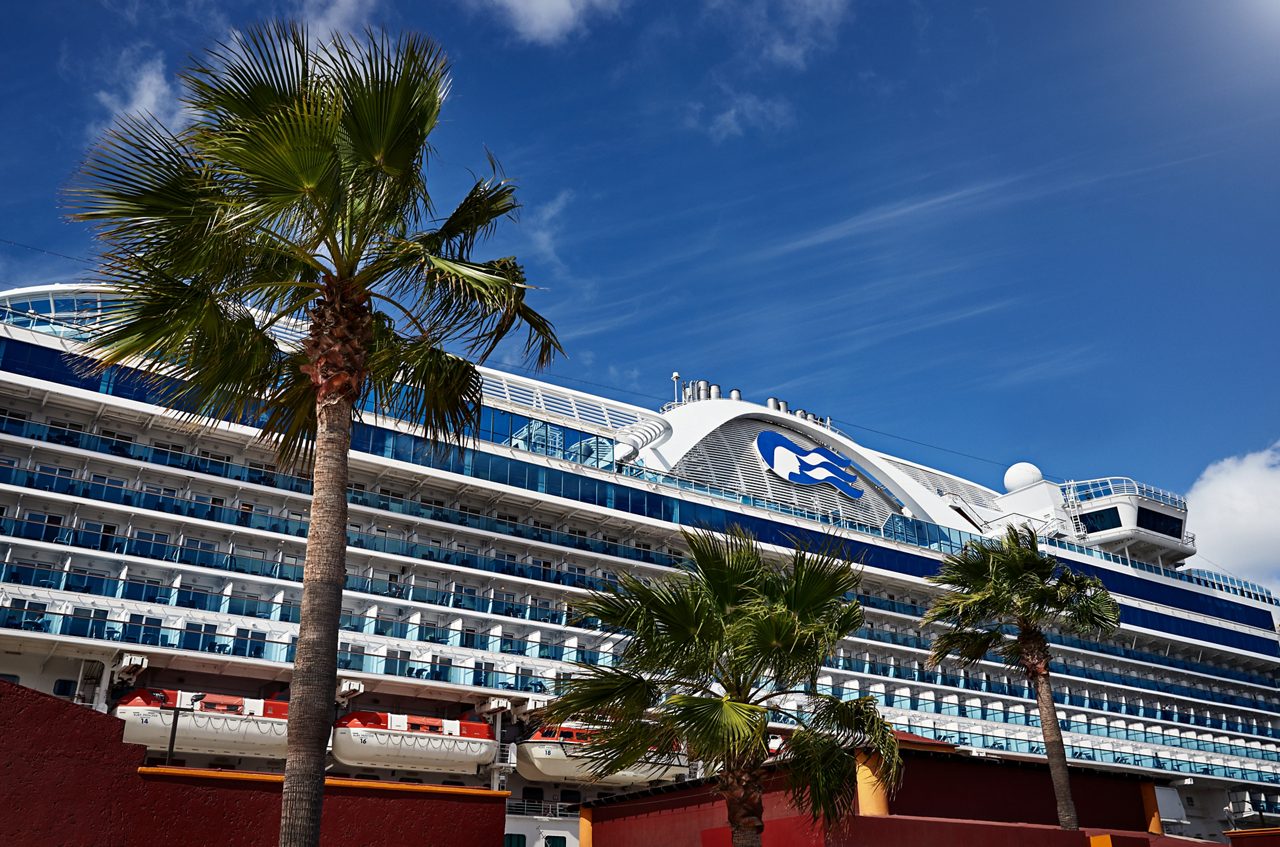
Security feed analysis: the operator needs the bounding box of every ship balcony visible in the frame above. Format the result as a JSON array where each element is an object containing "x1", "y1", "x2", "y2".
[{"x1": 1061, "y1": 478, "x2": 1196, "y2": 566}]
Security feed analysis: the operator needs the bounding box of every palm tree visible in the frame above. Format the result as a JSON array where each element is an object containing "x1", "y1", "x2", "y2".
[
  {"x1": 67, "y1": 23, "x2": 559, "y2": 847},
  {"x1": 545, "y1": 529, "x2": 901, "y2": 847},
  {"x1": 921, "y1": 525, "x2": 1120, "y2": 830}
]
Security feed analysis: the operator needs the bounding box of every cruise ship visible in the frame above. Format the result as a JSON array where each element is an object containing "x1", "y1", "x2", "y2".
[{"x1": 0, "y1": 282, "x2": 1276, "y2": 844}]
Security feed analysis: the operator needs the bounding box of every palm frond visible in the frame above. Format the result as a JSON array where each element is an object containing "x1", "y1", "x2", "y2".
[
  {"x1": 923, "y1": 523, "x2": 1120, "y2": 676},
  {"x1": 363, "y1": 322, "x2": 482, "y2": 443},
  {"x1": 662, "y1": 694, "x2": 767, "y2": 761},
  {"x1": 785, "y1": 693, "x2": 901, "y2": 821},
  {"x1": 69, "y1": 20, "x2": 559, "y2": 470}
]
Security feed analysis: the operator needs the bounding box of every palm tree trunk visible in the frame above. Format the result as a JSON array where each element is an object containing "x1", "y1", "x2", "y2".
[
  {"x1": 1031, "y1": 669, "x2": 1078, "y2": 829},
  {"x1": 279, "y1": 396, "x2": 353, "y2": 847},
  {"x1": 723, "y1": 772, "x2": 765, "y2": 847}
]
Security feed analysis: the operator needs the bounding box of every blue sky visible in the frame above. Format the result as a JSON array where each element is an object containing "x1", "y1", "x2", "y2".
[{"x1": 2, "y1": 1, "x2": 1278, "y2": 583}]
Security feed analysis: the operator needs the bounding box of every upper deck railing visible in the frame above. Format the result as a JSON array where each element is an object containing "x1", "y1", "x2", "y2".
[{"x1": 1062, "y1": 477, "x2": 1188, "y2": 511}]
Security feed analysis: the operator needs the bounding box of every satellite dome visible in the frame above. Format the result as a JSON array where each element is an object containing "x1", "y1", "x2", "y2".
[{"x1": 1003, "y1": 462, "x2": 1043, "y2": 492}]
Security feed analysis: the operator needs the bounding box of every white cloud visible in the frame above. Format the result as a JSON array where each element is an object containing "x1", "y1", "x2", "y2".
[
  {"x1": 706, "y1": 0, "x2": 851, "y2": 69},
  {"x1": 524, "y1": 189, "x2": 574, "y2": 272},
  {"x1": 476, "y1": 0, "x2": 626, "y2": 45},
  {"x1": 1186, "y1": 441, "x2": 1280, "y2": 591},
  {"x1": 688, "y1": 91, "x2": 794, "y2": 142},
  {"x1": 93, "y1": 50, "x2": 187, "y2": 133},
  {"x1": 303, "y1": 0, "x2": 379, "y2": 37}
]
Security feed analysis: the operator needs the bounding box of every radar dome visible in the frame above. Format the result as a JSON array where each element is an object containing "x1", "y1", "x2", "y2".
[{"x1": 1003, "y1": 462, "x2": 1043, "y2": 492}]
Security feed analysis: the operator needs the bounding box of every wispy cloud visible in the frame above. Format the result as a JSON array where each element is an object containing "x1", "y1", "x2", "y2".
[
  {"x1": 687, "y1": 91, "x2": 794, "y2": 143},
  {"x1": 607, "y1": 363, "x2": 642, "y2": 391},
  {"x1": 523, "y1": 189, "x2": 575, "y2": 274},
  {"x1": 475, "y1": 0, "x2": 626, "y2": 45},
  {"x1": 706, "y1": 0, "x2": 852, "y2": 70},
  {"x1": 982, "y1": 346, "x2": 1104, "y2": 390},
  {"x1": 751, "y1": 151, "x2": 1222, "y2": 263},
  {"x1": 750, "y1": 178, "x2": 1024, "y2": 261},
  {"x1": 97, "y1": 0, "x2": 230, "y2": 31},
  {"x1": 303, "y1": 0, "x2": 380, "y2": 37},
  {"x1": 92, "y1": 48, "x2": 187, "y2": 135}
]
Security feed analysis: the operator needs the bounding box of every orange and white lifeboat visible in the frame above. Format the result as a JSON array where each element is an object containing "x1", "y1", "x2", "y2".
[
  {"x1": 115, "y1": 688, "x2": 290, "y2": 759},
  {"x1": 331, "y1": 711, "x2": 497, "y2": 775},
  {"x1": 515, "y1": 725, "x2": 688, "y2": 786}
]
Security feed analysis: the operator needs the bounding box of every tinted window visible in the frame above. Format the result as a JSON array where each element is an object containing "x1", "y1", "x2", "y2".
[
  {"x1": 1079, "y1": 508, "x2": 1122, "y2": 533},
  {"x1": 1137, "y1": 507, "x2": 1184, "y2": 539}
]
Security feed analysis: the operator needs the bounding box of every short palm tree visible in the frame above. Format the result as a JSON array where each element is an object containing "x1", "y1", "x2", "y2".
[
  {"x1": 67, "y1": 22, "x2": 558, "y2": 847},
  {"x1": 921, "y1": 525, "x2": 1119, "y2": 830},
  {"x1": 545, "y1": 529, "x2": 901, "y2": 847}
]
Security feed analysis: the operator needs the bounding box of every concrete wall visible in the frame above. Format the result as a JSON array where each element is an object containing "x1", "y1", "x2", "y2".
[{"x1": 0, "y1": 680, "x2": 507, "y2": 847}]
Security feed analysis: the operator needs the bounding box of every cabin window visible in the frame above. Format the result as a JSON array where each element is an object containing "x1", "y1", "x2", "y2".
[
  {"x1": 52, "y1": 679, "x2": 77, "y2": 697},
  {"x1": 0, "y1": 674, "x2": 18, "y2": 685},
  {"x1": 504, "y1": 837, "x2": 527, "y2": 847},
  {"x1": 545, "y1": 837, "x2": 568, "y2": 847},
  {"x1": 90, "y1": 473, "x2": 127, "y2": 489}
]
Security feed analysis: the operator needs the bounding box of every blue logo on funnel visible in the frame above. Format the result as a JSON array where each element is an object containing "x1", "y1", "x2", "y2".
[{"x1": 755, "y1": 431, "x2": 864, "y2": 499}]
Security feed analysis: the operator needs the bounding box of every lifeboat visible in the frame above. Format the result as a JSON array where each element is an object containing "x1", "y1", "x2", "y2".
[
  {"x1": 331, "y1": 711, "x2": 498, "y2": 774},
  {"x1": 515, "y1": 725, "x2": 688, "y2": 786},
  {"x1": 115, "y1": 688, "x2": 290, "y2": 759}
]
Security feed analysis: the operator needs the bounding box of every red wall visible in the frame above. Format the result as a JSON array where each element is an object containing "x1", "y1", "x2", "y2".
[
  {"x1": 590, "y1": 776, "x2": 824, "y2": 847},
  {"x1": 890, "y1": 751, "x2": 1149, "y2": 831},
  {"x1": 0, "y1": 681, "x2": 506, "y2": 847},
  {"x1": 588, "y1": 748, "x2": 1154, "y2": 847},
  {"x1": 835, "y1": 815, "x2": 1084, "y2": 847}
]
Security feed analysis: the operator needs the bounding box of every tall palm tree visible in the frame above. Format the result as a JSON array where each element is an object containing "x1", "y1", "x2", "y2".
[
  {"x1": 67, "y1": 22, "x2": 559, "y2": 847},
  {"x1": 921, "y1": 525, "x2": 1120, "y2": 830},
  {"x1": 546, "y1": 529, "x2": 901, "y2": 847}
]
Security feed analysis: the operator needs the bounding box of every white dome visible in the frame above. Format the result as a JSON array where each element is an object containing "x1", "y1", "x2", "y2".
[{"x1": 1003, "y1": 462, "x2": 1044, "y2": 492}]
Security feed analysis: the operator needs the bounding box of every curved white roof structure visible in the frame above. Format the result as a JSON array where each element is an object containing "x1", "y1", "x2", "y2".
[{"x1": 0, "y1": 282, "x2": 1196, "y2": 564}]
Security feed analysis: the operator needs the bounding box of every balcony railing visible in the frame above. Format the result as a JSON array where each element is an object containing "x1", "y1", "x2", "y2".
[
  {"x1": 505, "y1": 799, "x2": 575, "y2": 818},
  {"x1": 0, "y1": 552, "x2": 619, "y2": 667},
  {"x1": 0, "y1": 414, "x2": 686, "y2": 571}
]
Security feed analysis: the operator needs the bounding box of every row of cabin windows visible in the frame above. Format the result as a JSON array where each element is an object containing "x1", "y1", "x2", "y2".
[
  {"x1": 7, "y1": 487, "x2": 619, "y2": 597},
  {"x1": 7, "y1": 409, "x2": 679, "y2": 557},
  {"x1": 5, "y1": 451, "x2": 637, "y2": 587}
]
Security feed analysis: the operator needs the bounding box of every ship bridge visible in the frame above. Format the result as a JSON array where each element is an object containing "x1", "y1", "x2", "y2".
[{"x1": 1057, "y1": 477, "x2": 1196, "y2": 566}]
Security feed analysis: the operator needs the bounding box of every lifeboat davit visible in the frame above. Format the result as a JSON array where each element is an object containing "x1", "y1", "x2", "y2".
[
  {"x1": 331, "y1": 711, "x2": 498, "y2": 774},
  {"x1": 515, "y1": 725, "x2": 689, "y2": 786},
  {"x1": 115, "y1": 688, "x2": 290, "y2": 759}
]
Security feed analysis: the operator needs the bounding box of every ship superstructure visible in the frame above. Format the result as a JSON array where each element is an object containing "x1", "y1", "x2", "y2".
[{"x1": 0, "y1": 284, "x2": 1276, "y2": 843}]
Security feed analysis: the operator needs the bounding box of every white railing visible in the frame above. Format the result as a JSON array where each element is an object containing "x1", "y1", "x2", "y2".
[
  {"x1": 505, "y1": 799, "x2": 574, "y2": 818},
  {"x1": 1061, "y1": 477, "x2": 1188, "y2": 511}
]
